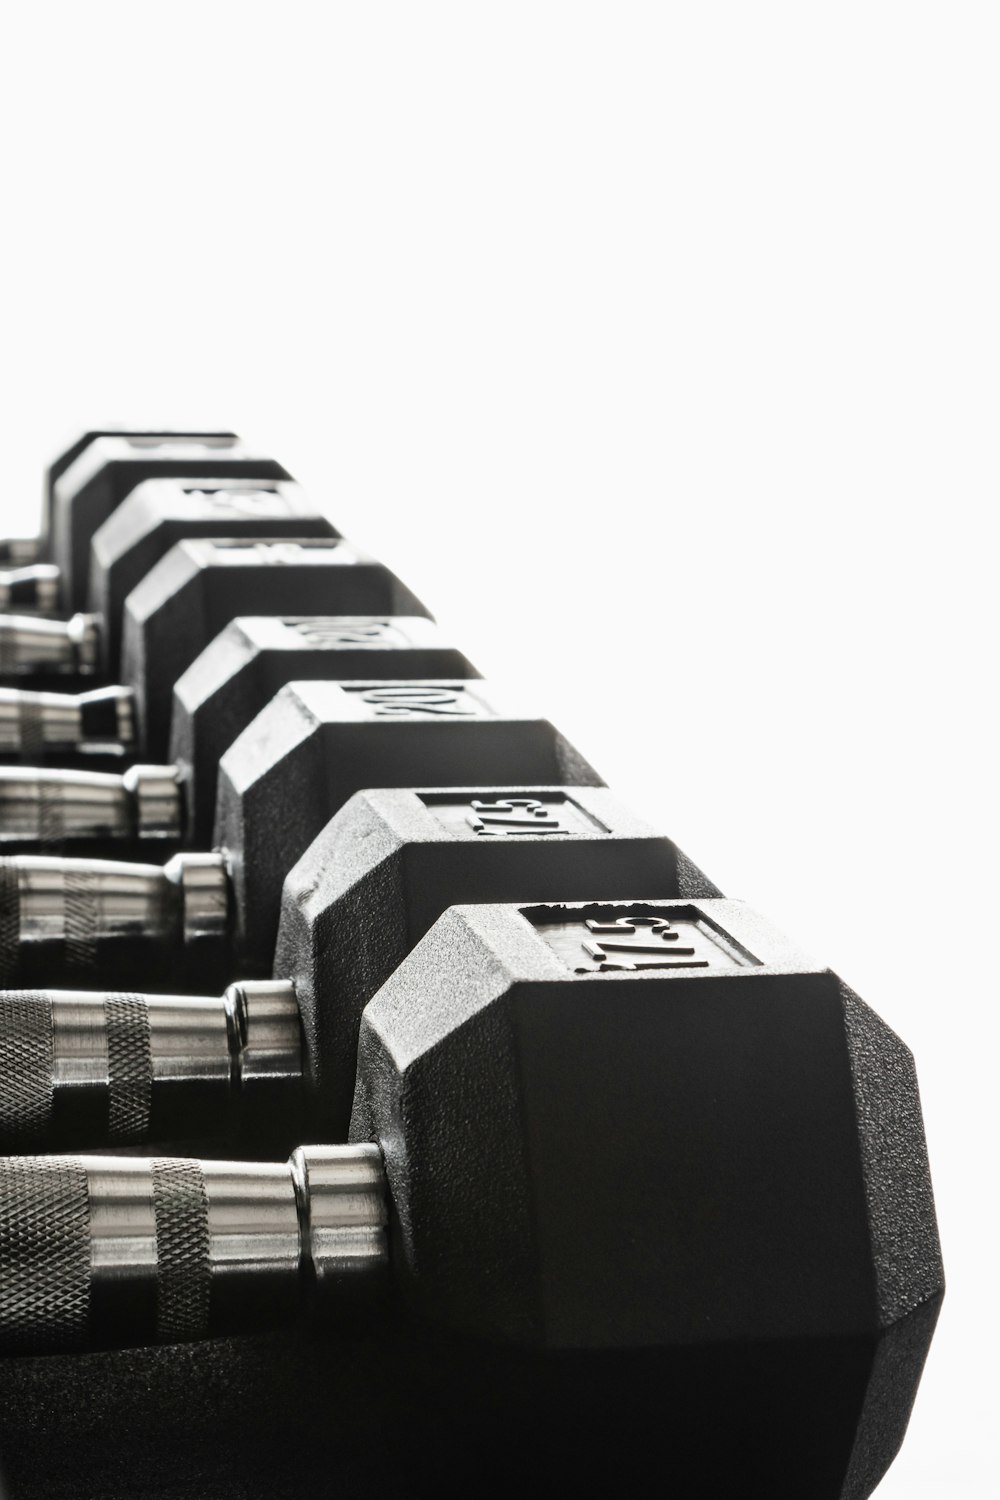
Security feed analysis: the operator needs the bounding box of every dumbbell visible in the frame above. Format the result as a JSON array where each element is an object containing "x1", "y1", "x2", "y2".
[
  {"x1": 0, "y1": 535, "x2": 429, "y2": 767},
  {"x1": 0, "y1": 785, "x2": 718, "y2": 1147},
  {"x1": 0, "y1": 617, "x2": 476, "y2": 854},
  {"x1": 0, "y1": 475, "x2": 336, "y2": 687},
  {"x1": 0, "y1": 430, "x2": 288, "y2": 620},
  {"x1": 0, "y1": 684, "x2": 603, "y2": 988},
  {"x1": 0, "y1": 897, "x2": 943, "y2": 1499}
]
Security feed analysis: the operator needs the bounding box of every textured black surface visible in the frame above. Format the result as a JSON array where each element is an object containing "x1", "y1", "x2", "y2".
[
  {"x1": 86, "y1": 478, "x2": 337, "y2": 675},
  {"x1": 275, "y1": 784, "x2": 721, "y2": 1138},
  {"x1": 39, "y1": 430, "x2": 239, "y2": 556},
  {"x1": 123, "y1": 538, "x2": 431, "y2": 759},
  {"x1": 0, "y1": 1318, "x2": 913, "y2": 1499},
  {"x1": 51, "y1": 437, "x2": 290, "y2": 612},
  {"x1": 347, "y1": 897, "x2": 944, "y2": 1495},
  {"x1": 171, "y1": 617, "x2": 478, "y2": 845},
  {"x1": 215, "y1": 680, "x2": 605, "y2": 970}
]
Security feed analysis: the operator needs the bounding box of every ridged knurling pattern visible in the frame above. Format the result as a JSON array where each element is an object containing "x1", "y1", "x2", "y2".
[
  {"x1": 0, "y1": 992, "x2": 54, "y2": 1143},
  {"x1": 64, "y1": 865, "x2": 98, "y2": 970},
  {"x1": 151, "y1": 1158, "x2": 210, "y2": 1344},
  {"x1": 16, "y1": 697, "x2": 45, "y2": 761},
  {"x1": 0, "y1": 1156, "x2": 90, "y2": 1354},
  {"x1": 105, "y1": 994, "x2": 153, "y2": 1143},
  {"x1": 0, "y1": 860, "x2": 21, "y2": 986}
]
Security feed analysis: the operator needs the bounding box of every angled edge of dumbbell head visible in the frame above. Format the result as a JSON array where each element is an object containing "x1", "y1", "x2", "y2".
[
  {"x1": 87, "y1": 475, "x2": 329, "y2": 590},
  {"x1": 212, "y1": 679, "x2": 606, "y2": 967},
  {"x1": 349, "y1": 892, "x2": 943, "y2": 1485},
  {"x1": 120, "y1": 536, "x2": 432, "y2": 759},
  {"x1": 215, "y1": 677, "x2": 604, "y2": 797},
  {"x1": 51, "y1": 435, "x2": 292, "y2": 610},
  {"x1": 275, "y1": 784, "x2": 723, "y2": 1137},
  {"x1": 85, "y1": 476, "x2": 337, "y2": 676},
  {"x1": 40, "y1": 429, "x2": 241, "y2": 544},
  {"x1": 44, "y1": 429, "x2": 239, "y2": 499},
  {"x1": 169, "y1": 616, "x2": 480, "y2": 843},
  {"x1": 123, "y1": 535, "x2": 434, "y2": 664}
]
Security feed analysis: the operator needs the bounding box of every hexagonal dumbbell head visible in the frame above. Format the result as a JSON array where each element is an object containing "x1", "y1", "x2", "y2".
[
  {"x1": 0, "y1": 786, "x2": 718, "y2": 1150},
  {"x1": 350, "y1": 896, "x2": 944, "y2": 1496},
  {"x1": 215, "y1": 680, "x2": 604, "y2": 967},
  {"x1": 171, "y1": 618, "x2": 478, "y2": 845},
  {"x1": 0, "y1": 540, "x2": 430, "y2": 764},
  {"x1": 0, "y1": 618, "x2": 475, "y2": 856},
  {"x1": 0, "y1": 897, "x2": 942, "y2": 1496},
  {"x1": 0, "y1": 428, "x2": 238, "y2": 572},
  {"x1": 125, "y1": 540, "x2": 431, "y2": 762},
  {"x1": 85, "y1": 476, "x2": 339, "y2": 676},
  {"x1": 52, "y1": 434, "x2": 290, "y2": 612},
  {"x1": 0, "y1": 478, "x2": 337, "y2": 684},
  {"x1": 276, "y1": 785, "x2": 720, "y2": 1137}
]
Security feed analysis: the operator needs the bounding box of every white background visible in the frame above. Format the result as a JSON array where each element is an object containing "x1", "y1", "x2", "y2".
[{"x1": 0, "y1": 5, "x2": 995, "y2": 1494}]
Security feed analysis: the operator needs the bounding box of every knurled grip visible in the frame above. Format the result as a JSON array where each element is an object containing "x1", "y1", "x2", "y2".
[
  {"x1": 0, "y1": 992, "x2": 54, "y2": 1142},
  {"x1": 105, "y1": 994, "x2": 153, "y2": 1143},
  {"x1": 0, "y1": 860, "x2": 20, "y2": 986},
  {"x1": 0, "y1": 1157, "x2": 91, "y2": 1354},
  {"x1": 0, "y1": 1155, "x2": 212, "y2": 1354},
  {"x1": 0, "y1": 991, "x2": 154, "y2": 1147},
  {"x1": 150, "y1": 1158, "x2": 211, "y2": 1342},
  {"x1": 62, "y1": 865, "x2": 98, "y2": 971}
]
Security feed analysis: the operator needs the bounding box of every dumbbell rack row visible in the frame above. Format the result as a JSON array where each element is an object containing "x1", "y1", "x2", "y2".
[{"x1": 0, "y1": 431, "x2": 943, "y2": 1499}]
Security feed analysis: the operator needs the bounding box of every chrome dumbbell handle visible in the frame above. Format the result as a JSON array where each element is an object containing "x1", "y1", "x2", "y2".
[
  {"x1": 0, "y1": 612, "x2": 99, "y2": 675},
  {"x1": 0, "y1": 1144, "x2": 387, "y2": 1355},
  {"x1": 0, "y1": 684, "x2": 134, "y2": 755},
  {"x1": 0, "y1": 564, "x2": 61, "y2": 616},
  {"x1": 0, "y1": 981, "x2": 302, "y2": 1148},
  {"x1": 0, "y1": 851, "x2": 230, "y2": 983},
  {"x1": 0, "y1": 538, "x2": 44, "y2": 569},
  {"x1": 0, "y1": 765, "x2": 181, "y2": 843}
]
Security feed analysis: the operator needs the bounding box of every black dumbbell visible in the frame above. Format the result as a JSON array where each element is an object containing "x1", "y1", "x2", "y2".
[
  {"x1": 0, "y1": 785, "x2": 717, "y2": 1146},
  {"x1": 0, "y1": 430, "x2": 288, "y2": 619},
  {"x1": 0, "y1": 475, "x2": 336, "y2": 686},
  {"x1": 0, "y1": 428, "x2": 236, "y2": 598},
  {"x1": 0, "y1": 684, "x2": 603, "y2": 986},
  {"x1": 0, "y1": 616, "x2": 476, "y2": 854},
  {"x1": 0, "y1": 897, "x2": 943, "y2": 1499},
  {"x1": 0, "y1": 535, "x2": 429, "y2": 767}
]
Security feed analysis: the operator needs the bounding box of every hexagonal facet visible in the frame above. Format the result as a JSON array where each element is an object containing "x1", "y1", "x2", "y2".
[
  {"x1": 351, "y1": 897, "x2": 943, "y2": 1497},
  {"x1": 275, "y1": 786, "x2": 720, "y2": 1135}
]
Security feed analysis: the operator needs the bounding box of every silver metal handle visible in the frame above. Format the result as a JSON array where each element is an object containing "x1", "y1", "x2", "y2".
[
  {"x1": 0, "y1": 685, "x2": 134, "y2": 755},
  {"x1": 0, "y1": 851, "x2": 230, "y2": 983},
  {"x1": 0, "y1": 981, "x2": 302, "y2": 1149},
  {"x1": 0, "y1": 612, "x2": 98, "y2": 675},
  {"x1": 0, "y1": 1144, "x2": 387, "y2": 1354},
  {"x1": 0, "y1": 564, "x2": 60, "y2": 616},
  {"x1": 0, "y1": 765, "x2": 181, "y2": 843},
  {"x1": 0, "y1": 538, "x2": 44, "y2": 569}
]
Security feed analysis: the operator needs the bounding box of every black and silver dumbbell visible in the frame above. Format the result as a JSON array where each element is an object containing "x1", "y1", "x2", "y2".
[
  {"x1": 0, "y1": 430, "x2": 288, "y2": 621},
  {"x1": 0, "y1": 616, "x2": 476, "y2": 853},
  {"x1": 0, "y1": 474, "x2": 337, "y2": 688},
  {"x1": 0, "y1": 785, "x2": 717, "y2": 1147},
  {"x1": 0, "y1": 683, "x2": 602, "y2": 988},
  {"x1": 0, "y1": 897, "x2": 943, "y2": 1498},
  {"x1": 0, "y1": 535, "x2": 429, "y2": 768}
]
